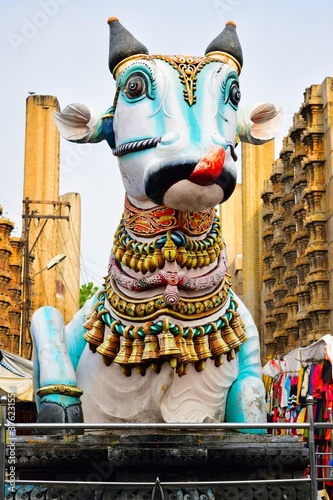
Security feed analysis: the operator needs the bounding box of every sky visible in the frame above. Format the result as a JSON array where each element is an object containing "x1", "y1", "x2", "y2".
[{"x1": 1, "y1": 0, "x2": 333, "y2": 286}]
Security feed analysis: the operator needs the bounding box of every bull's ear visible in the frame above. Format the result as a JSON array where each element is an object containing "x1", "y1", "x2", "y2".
[
  {"x1": 53, "y1": 104, "x2": 104, "y2": 143},
  {"x1": 237, "y1": 103, "x2": 283, "y2": 145},
  {"x1": 101, "y1": 107, "x2": 115, "y2": 149}
]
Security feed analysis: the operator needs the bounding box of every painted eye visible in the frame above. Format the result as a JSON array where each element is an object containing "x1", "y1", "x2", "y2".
[
  {"x1": 228, "y1": 82, "x2": 241, "y2": 107},
  {"x1": 124, "y1": 74, "x2": 147, "y2": 99}
]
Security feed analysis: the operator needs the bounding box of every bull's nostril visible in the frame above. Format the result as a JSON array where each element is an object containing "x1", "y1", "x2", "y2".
[
  {"x1": 159, "y1": 131, "x2": 180, "y2": 146},
  {"x1": 226, "y1": 141, "x2": 238, "y2": 161}
]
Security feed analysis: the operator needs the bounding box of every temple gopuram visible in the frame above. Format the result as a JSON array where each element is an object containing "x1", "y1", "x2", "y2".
[
  {"x1": 0, "y1": 209, "x2": 22, "y2": 355},
  {"x1": 261, "y1": 76, "x2": 333, "y2": 360}
]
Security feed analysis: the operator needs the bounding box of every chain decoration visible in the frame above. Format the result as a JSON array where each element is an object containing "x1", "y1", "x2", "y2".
[
  {"x1": 83, "y1": 289, "x2": 247, "y2": 377},
  {"x1": 112, "y1": 217, "x2": 223, "y2": 273}
]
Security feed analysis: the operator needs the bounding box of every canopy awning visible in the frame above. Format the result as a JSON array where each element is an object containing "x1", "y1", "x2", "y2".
[
  {"x1": 262, "y1": 334, "x2": 333, "y2": 379},
  {"x1": 0, "y1": 350, "x2": 34, "y2": 402}
]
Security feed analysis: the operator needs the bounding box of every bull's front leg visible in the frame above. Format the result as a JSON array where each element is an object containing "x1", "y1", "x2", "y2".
[
  {"x1": 31, "y1": 306, "x2": 83, "y2": 424},
  {"x1": 225, "y1": 293, "x2": 266, "y2": 433}
]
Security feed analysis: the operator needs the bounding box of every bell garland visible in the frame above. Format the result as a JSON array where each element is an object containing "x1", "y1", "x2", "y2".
[
  {"x1": 83, "y1": 288, "x2": 247, "y2": 377},
  {"x1": 112, "y1": 216, "x2": 223, "y2": 273}
]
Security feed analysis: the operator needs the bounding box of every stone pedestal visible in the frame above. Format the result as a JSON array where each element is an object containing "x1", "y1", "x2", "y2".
[{"x1": 6, "y1": 430, "x2": 310, "y2": 498}]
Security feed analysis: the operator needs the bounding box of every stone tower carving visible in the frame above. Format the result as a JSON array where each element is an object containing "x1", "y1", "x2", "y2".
[{"x1": 261, "y1": 77, "x2": 333, "y2": 359}]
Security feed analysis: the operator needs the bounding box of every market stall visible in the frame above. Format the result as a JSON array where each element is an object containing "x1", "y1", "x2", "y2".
[{"x1": 263, "y1": 335, "x2": 333, "y2": 495}]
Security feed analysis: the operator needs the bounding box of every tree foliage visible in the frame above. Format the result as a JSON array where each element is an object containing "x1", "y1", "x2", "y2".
[{"x1": 79, "y1": 281, "x2": 98, "y2": 308}]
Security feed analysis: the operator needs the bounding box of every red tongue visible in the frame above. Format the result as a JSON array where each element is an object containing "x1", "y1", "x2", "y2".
[{"x1": 189, "y1": 145, "x2": 226, "y2": 186}]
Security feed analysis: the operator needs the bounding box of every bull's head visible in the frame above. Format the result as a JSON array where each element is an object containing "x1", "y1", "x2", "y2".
[{"x1": 54, "y1": 18, "x2": 282, "y2": 211}]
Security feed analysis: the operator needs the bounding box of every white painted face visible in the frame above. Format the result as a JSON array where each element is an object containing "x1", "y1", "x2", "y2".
[{"x1": 111, "y1": 56, "x2": 240, "y2": 210}]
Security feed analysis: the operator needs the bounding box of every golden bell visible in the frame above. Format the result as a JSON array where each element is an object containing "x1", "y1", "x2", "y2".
[
  {"x1": 231, "y1": 299, "x2": 246, "y2": 329},
  {"x1": 207, "y1": 247, "x2": 217, "y2": 264},
  {"x1": 163, "y1": 231, "x2": 177, "y2": 262},
  {"x1": 194, "y1": 327, "x2": 212, "y2": 361},
  {"x1": 209, "y1": 320, "x2": 227, "y2": 367},
  {"x1": 214, "y1": 354, "x2": 224, "y2": 367},
  {"x1": 188, "y1": 249, "x2": 197, "y2": 269},
  {"x1": 142, "y1": 335, "x2": 160, "y2": 362},
  {"x1": 128, "y1": 329, "x2": 146, "y2": 376},
  {"x1": 137, "y1": 253, "x2": 148, "y2": 274},
  {"x1": 184, "y1": 251, "x2": 192, "y2": 270},
  {"x1": 121, "y1": 240, "x2": 134, "y2": 267},
  {"x1": 121, "y1": 365, "x2": 132, "y2": 377},
  {"x1": 229, "y1": 310, "x2": 247, "y2": 343},
  {"x1": 136, "y1": 364, "x2": 146, "y2": 376},
  {"x1": 222, "y1": 318, "x2": 242, "y2": 350},
  {"x1": 114, "y1": 327, "x2": 133, "y2": 366},
  {"x1": 159, "y1": 332, "x2": 181, "y2": 358},
  {"x1": 176, "y1": 361, "x2": 185, "y2": 376},
  {"x1": 144, "y1": 245, "x2": 156, "y2": 273},
  {"x1": 196, "y1": 249, "x2": 205, "y2": 268},
  {"x1": 201, "y1": 243, "x2": 211, "y2": 267},
  {"x1": 141, "y1": 323, "x2": 162, "y2": 373},
  {"x1": 209, "y1": 327, "x2": 229, "y2": 357},
  {"x1": 127, "y1": 336, "x2": 145, "y2": 365},
  {"x1": 185, "y1": 328, "x2": 199, "y2": 362},
  {"x1": 158, "y1": 318, "x2": 180, "y2": 368},
  {"x1": 176, "y1": 246, "x2": 188, "y2": 267},
  {"x1": 83, "y1": 310, "x2": 98, "y2": 330},
  {"x1": 192, "y1": 241, "x2": 199, "y2": 268},
  {"x1": 114, "y1": 234, "x2": 127, "y2": 262},
  {"x1": 83, "y1": 318, "x2": 105, "y2": 352},
  {"x1": 151, "y1": 242, "x2": 164, "y2": 269},
  {"x1": 195, "y1": 360, "x2": 207, "y2": 372},
  {"x1": 96, "y1": 330, "x2": 120, "y2": 366},
  {"x1": 227, "y1": 349, "x2": 236, "y2": 362},
  {"x1": 129, "y1": 242, "x2": 141, "y2": 271},
  {"x1": 213, "y1": 240, "x2": 221, "y2": 259},
  {"x1": 175, "y1": 330, "x2": 192, "y2": 364},
  {"x1": 217, "y1": 236, "x2": 224, "y2": 250}
]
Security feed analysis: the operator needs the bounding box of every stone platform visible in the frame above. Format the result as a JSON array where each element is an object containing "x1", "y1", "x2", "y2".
[{"x1": 6, "y1": 430, "x2": 310, "y2": 499}]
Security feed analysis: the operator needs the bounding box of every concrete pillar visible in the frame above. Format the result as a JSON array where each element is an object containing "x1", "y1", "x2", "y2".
[
  {"x1": 219, "y1": 184, "x2": 243, "y2": 299},
  {"x1": 23, "y1": 95, "x2": 61, "y2": 319},
  {"x1": 241, "y1": 141, "x2": 275, "y2": 337},
  {"x1": 57, "y1": 192, "x2": 81, "y2": 323}
]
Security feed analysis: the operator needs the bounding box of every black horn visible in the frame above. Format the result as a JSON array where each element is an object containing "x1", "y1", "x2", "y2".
[
  {"x1": 205, "y1": 21, "x2": 243, "y2": 73},
  {"x1": 107, "y1": 17, "x2": 149, "y2": 78}
]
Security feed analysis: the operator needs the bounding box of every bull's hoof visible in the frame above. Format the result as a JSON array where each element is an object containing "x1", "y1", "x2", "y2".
[
  {"x1": 37, "y1": 402, "x2": 83, "y2": 435},
  {"x1": 66, "y1": 403, "x2": 84, "y2": 424},
  {"x1": 203, "y1": 416, "x2": 218, "y2": 423}
]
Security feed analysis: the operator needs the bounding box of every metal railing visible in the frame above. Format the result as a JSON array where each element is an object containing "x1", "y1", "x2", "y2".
[{"x1": 1, "y1": 395, "x2": 332, "y2": 500}]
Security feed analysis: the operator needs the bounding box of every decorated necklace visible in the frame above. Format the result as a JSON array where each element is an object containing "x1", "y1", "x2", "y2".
[{"x1": 83, "y1": 201, "x2": 247, "y2": 376}]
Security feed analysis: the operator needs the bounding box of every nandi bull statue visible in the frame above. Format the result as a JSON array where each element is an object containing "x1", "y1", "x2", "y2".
[{"x1": 31, "y1": 18, "x2": 282, "y2": 426}]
